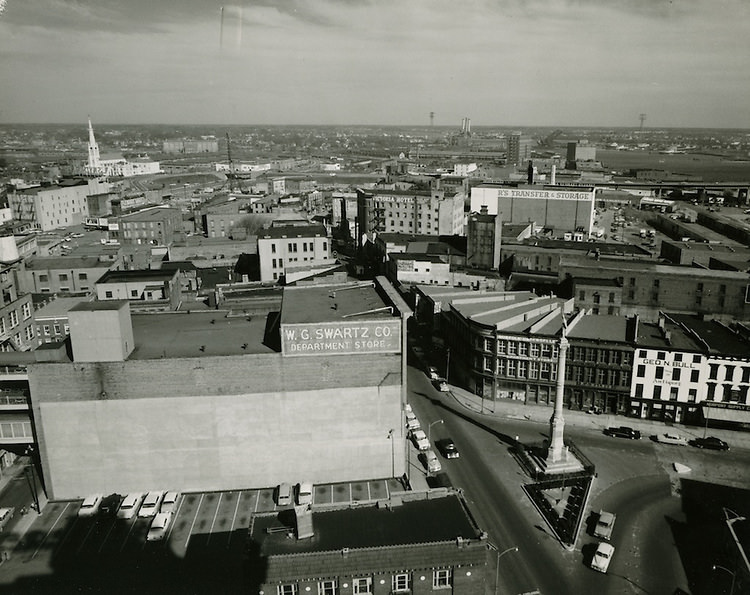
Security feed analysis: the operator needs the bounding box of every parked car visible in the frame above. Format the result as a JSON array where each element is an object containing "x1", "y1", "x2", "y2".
[
  {"x1": 690, "y1": 436, "x2": 730, "y2": 451},
  {"x1": 656, "y1": 432, "x2": 688, "y2": 446},
  {"x1": 117, "y1": 493, "x2": 144, "y2": 520},
  {"x1": 296, "y1": 481, "x2": 313, "y2": 506},
  {"x1": 591, "y1": 542, "x2": 615, "y2": 573},
  {"x1": 425, "y1": 449, "x2": 442, "y2": 474},
  {"x1": 159, "y1": 492, "x2": 180, "y2": 514},
  {"x1": 275, "y1": 483, "x2": 293, "y2": 506},
  {"x1": 0, "y1": 507, "x2": 14, "y2": 532},
  {"x1": 406, "y1": 414, "x2": 421, "y2": 432},
  {"x1": 436, "y1": 438, "x2": 460, "y2": 459},
  {"x1": 433, "y1": 378, "x2": 450, "y2": 392},
  {"x1": 99, "y1": 493, "x2": 122, "y2": 517},
  {"x1": 146, "y1": 512, "x2": 172, "y2": 542},
  {"x1": 427, "y1": 366, "x2": 440, "y2": 380},
  {"x1": 138, "y1": 491, "x2": 165, "y2": 518},
  {"x1": 78, "y1": 494, "x2": 103, "y2": 517},
  {"x1": 411, "y1": 429, "x2": 430, "y2": 451},
  {"x1": 593, "y1": 510, "x2": 616, "y2": 540},
  {"x1": 604, "y1": 426, "x2": 641, "y2": 440}
]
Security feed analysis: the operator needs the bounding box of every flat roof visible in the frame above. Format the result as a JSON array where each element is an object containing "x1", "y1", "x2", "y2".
[
  {"x1": 561, "y1": 255, "x2": 750, "y2": 279},
  {"x1": 97, "y1": 269, "x2": 177, "y2": 284},
  {"x1": 668, "y1": 313, "x2": 750, "y2": 357},
  {"x1": 259, "y1": 224, "x2": 327, "y2": 239},
  {"x1": 120, "y1": 207, "x2": 180, "y2": 222},
  {"x1": 70, "y1": 300, "x2": 128, "y2": 312},
  {"x1": 129, "y1": 311, "x2": 275, "y2": 359},
  {"x1": 34, "y1": 296, "x2": 90, "y2": 319},
  {"x1": 390, "y1": 253, "x2": 446, "y2": 264},
  {"x1": 252, "y1": 492, "x2": 481, "y2": 557},
  {"x1": 280, "y1": 281, "x2": 396, "y2": 325},
  {"x1": 636, "y1": 320, "x2": 703, "y2": 351},
  {"x1": 24, "y1": 256, "x2": 112, "y2": 270},
  {"x1": 567, "y1": 315, "x2": 629, "y2": 342}
]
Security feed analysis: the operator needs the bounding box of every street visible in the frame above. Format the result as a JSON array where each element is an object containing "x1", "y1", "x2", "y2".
[{"x1": 407, "y1": 365, "x2": 750, "y2": 595}]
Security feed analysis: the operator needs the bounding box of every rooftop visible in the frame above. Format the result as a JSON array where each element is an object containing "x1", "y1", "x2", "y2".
[
  {"x1": 120, "y1": 206, "x2": 180, "y2": 222},
  {"x1": 129, "y1": 311, "x2": 275, "y2": 359},
  {"x1": 281, "y1": 280, "x2": 396, "y2": 326},
  {"x1": 97, "y1": 269, "x2": 177, "y2": 284},
  {"x1": 562, "y1": 255, "x2": 750, "y2": 279},
  {"x1": 24, "y1": 256, "x2": 112, "y2": 270},
  {"x1": 390, "y1": 253, "x2": 447, "y2": 264},
  {"x1": 567, "y1": 314, "x2": 630, "y2": 343},
  {"x1": 668, "y1": 313, "x2": 750, "y2": 357},
  {"x1": 34, "y1": 296, "x2": 91, "y2": 319},
  {"x1": 636, "y1": 319, "x2": 703, "y2": 352},
  {"x1": 259, "y1": 224, "x2": 327, "y2": 240},
  {"x1": 252, "y1": 492, "x2": 482, "y2": 558}
]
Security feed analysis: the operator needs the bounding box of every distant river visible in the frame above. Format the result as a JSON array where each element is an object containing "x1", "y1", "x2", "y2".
[{"x1": 598, "y1": 149, "x2": 750, "y2": 183}]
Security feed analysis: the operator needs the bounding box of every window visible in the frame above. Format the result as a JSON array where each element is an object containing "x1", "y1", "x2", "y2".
[
  {"x1": 318, "y1": 580, "x2": 337, "y2": 595},
  {"x1": 672, "y1": 368, "x2": 681, "y2": 381},
  {"x1": 674, "y1": 353, "x2": 683, "y2": 362},
  {"x1": 79, "y1": 272, "x2": 88, "y2": 281},
  {"x1": 518, "y1": 342, "x2": 528, "y2": 357},
  {"x1": 483, "y1": 356, "x2": 492, "y2": 372},
  {"x1": 529, "y1": 361, "x2": 539, "y2": 379},
  {"x1": 725, "y1": 365, "x2": 735, "y2": 381},
  {"x1": 105, "y1": 291, "x2": 113, "y2": 299},
  {"x1": 709, "y1": 364, "x2": 719, "y2": 380},
  {"x1": 9, "y1": 311, "x2": 18, "y2": 328},
  {"x1": 653, "y1": 386, "x2": 662, "y2": 400},
  {"x1": 670, "y1": 387, "x2": 679, "y2": 400},
  {"x1": 433, "y1": 569, "x2": 452, "y2": 589},
  {"x1": 691, "y1": 369, "x2": 700, "y2": 383},
  {"x1": 688, "y1": 388, "x2": 697, "y2": 402},
  {"x1": 517, "y1": 360, "x2": 527, "y2": 379},
  {"x1": 507, "y1": 342, "x2": 517, "y2": 356},
  {"x1": 743, "y1": 367, "x2": 750, "y2": 383},
  {"x1": 352, "y1": 577, "x2": 372, "y2": 594},
  {"x1": 507, "y1": 360, "x2": 516, "y2": 377},
  {"x1": 484, "y1": 338, "x2": 493, "y2": 352},
  {"x1": 22, "y1": 303, "x2": 31, "y2": 320},
  {"x1": 39, "y1": 274, "x2": 49, "y2": 283},
  {"x1": 24, "y1": 326, "x2": 33, "y2": 341},
  {"x1": 53, "y1": 324, "x2": 61, "y2": 334},
  {"x1": 530, "y1": 343, "x2": 539, "y2": 358},
  {"x1": 277, "y1": 586, "x2": 298, "y2": 595},
  {"x1": 272, "y1": 244, "x2": 276, "y2": 254},
  {"x1": 392, "y1": 573, "x2": 410, "y2": 593},
  {"x1": 131, "y1": 290, "x2": 138, "y2": 298},
  {"x1": 655, "y1": 367, "x2": 664, "y2": 380},
  {"x1": 637, "y1": 364, "x2": 645, "y2": 378},
  {"x1": 59, "y1": 273, "x2": 69, "y2": 282},
  {"x1": 635, "y1": 384, "x2": 643, "y2": 398}
]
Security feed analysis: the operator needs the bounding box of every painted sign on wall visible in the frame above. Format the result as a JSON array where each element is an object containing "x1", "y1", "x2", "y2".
[{"x1": 282, "y1": 320, "x2": 401, "y2": 356}]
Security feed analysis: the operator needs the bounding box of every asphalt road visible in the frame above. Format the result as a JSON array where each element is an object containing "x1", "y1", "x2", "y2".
[{"x1": 407, "y1": 365, "x2": 750, "y2": 595}]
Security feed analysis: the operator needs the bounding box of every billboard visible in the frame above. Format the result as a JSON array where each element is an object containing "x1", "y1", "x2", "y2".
[{"x1": 281, "y1": 320, "x2": 401, "y2": 356}]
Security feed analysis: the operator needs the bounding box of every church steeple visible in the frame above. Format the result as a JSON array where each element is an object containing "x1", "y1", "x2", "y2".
[{"x1": 87, "y1": 116, "x2": 100, "y2": 170}]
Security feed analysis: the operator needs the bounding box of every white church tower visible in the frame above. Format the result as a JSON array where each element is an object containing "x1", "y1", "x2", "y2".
[{"x1": 87, "y1": 117, "x2": 101, "y2": 172}]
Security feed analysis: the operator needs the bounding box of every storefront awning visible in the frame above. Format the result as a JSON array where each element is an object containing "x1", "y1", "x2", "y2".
[{"x1": 704, "y1": 406, "x2": 750, "y2": 423}]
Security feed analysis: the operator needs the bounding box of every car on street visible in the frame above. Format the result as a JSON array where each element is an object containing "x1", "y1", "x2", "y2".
[
  {"x1": 591, "y1": 542, "x2": 615, "y2": 573},
  {"x1": 411, "y1": 429, "x2": 430, "y2": 451},
  {"x1": 146, "y1": 512, "x2": 172, "y2": 541},
  {"x1": 604, "y1": 426, "x2": 641, "y2": 440},
  {"x1": 433, "y1": 378, "x2": 450, "y2": 392},
  {"x1": 275, "y1": 483, "x2": 293, "y2": 506},
  {"x1": 655, "y1": 432, "x2": 688, "y2": 446},
  {"x1": 296, "y1": 481, "x2": 313, "y2": 506},
  {"x1": 138, "y1": 491, "x2": 165, "y2": 517},
  {"x1": 424, "y1": 449, "x2": 441, "y2": 473},
  {"x1": 406, "y1": 413, "x2": 421, "y2": 431},
  {"x1": 78, "y1": 494, "x2": 103, "y2": 517},
  {"x1": 436, "y1": 438, "x2": 460, "y2": 459},
  {"x1": 117, "y1": 493, "x2": 144, "y2": 519},
  {"x1": 593, "y1": 510, "x2": 616, "y2": 540},
  {"x1": 0, "y1": 507, "x2": 15, "y2": 532},
  {"x1": 427, "y1": 366, "x2": 440, "y2": 380},
  {"x1": 690, "y1": 436, "x2": 730, "y2": 451},
  {"x1": 159, "y1": 491, "x2": 180, "y2": 514}
]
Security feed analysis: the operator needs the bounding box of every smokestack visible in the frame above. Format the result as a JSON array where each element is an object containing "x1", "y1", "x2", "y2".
[
  {"x1": 466, "y1": 118, "x2": 471, "y2": 134},
  {"x1": 527, "y1": 160, "x2": 534, "y2": 185},
  {"x1": 551, "y1": 164, "x2": 556, "y2": 185}
]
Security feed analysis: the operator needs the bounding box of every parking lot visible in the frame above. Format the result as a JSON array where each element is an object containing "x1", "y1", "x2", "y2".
[{"x1": 0, "y1": 478, "x2": 404, "y2": 594}]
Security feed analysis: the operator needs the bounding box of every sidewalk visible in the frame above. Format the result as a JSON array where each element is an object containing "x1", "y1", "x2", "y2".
[
  {"x1": 446, "y1": 384, "x2": 750, "y2": 450},
  {"x1": 0, "y1": 458, "x2": 48, "y2": 559}
]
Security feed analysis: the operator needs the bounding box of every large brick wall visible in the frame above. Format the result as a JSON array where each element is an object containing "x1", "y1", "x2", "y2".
[{"x1": 29, "y1": 353, "x2": 405, "y2": 499}]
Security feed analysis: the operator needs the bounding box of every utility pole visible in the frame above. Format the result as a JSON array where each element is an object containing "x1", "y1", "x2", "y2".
[{"x1": 639, "y1": 113, "x2": 646, "y2": 132}]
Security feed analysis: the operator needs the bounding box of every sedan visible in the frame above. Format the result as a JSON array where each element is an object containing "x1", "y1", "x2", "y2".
[
  {"x1": 146, "y1": 512, "x2": 172, "y2": 541},
  {"x1": 436, "y1": 438, "x2": 460, "y2": 459},
  {"x1": 591, "y1": 542, "x2": 615, "y2": 573},
  {"x1": 159, "y1": 492, "x2": 180, "y2": 514},
  {"x1": 655, "y1": 432, "x2": 688, "y2": 446},
  {"x1": 138, "y1": 491, "x2": 165, "y2": 518},
  {"x1": 690, "y1": 436, "x2": 730, "y2": 451},
  {"x1": 78, "y1": 494, "x2": 103, "y2": 517},
  {"x1": 604, "y1": 426, "x2": 641, "y2": 440},
  {"x1": 411, "y1": 429, "x2": 430, "y2": 451}
]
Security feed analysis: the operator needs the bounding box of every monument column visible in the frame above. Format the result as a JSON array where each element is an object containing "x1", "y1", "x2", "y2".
[{"x1": 546, "y1": 332, "x2": 569, "y2": 464}]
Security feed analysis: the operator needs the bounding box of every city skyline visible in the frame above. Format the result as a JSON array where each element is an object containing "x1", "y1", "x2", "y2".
[{"x1": 1, "y1": 0, "x2": 749, "y2": 128}]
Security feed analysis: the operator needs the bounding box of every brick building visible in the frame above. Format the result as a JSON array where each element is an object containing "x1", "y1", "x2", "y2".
[{"x1": 251, "y1": 491, "x2": 489, "y2": 595}]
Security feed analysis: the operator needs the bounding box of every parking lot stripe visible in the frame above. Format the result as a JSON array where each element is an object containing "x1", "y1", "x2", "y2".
[
  {"x1": 75, "y1": 519, "x2": 98, "y2": 555},
  {"x1": 99, "y1": 519, "x2": 117, "y2": 553},
  {"x1": 205, "y1": 492, "x2": 223, "y2": 546},
  {"x1": 253, "y1": 491, "x2": 260, "y2": 513},
  {"x1": 164, "y1": 494, "x2": 186, "y2": 545},
  {"x1": 53, "y1": 506, "x2": 79, "y2": 556},
  {"x1": 185, "y1": 493, "x2": 204, "y2": 550},
  {"x1": 228, "y1": 491, "x2": 242, "y2": 548},
  {"x1": 120, "y1": 516, "x2": 139, "y2": 552},
  {"x1": 367, "y1": 482, "x2": 371, "y2": 500},
  {"x1": 33, "y1": 502, "x2": 71, "y2": 560}
]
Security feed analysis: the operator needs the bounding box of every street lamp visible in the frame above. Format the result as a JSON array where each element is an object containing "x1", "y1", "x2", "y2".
[
  {"x1": 488, "y1": 543, "x2": 519, "y2": 595},
  {"x1": 712, "y1": 564, "x2": 736, "y2": 595},
  {"x1": 387, "y1": 429, "x2": 395, "y2": 479},
  {"x1": 428, "y1": 419, "x2": 443, "y2": 445}
]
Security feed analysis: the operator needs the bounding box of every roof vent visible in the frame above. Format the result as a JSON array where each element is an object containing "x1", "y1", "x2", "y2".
[{"x1": 341, "y1": 547, "x2": 350, "y2": 557}]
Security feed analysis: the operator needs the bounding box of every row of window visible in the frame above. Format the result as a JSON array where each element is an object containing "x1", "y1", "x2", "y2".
[
  {"x1": 275, "y1": 569, "x2": 451, "y2": 595},
  {"x1": 38, "y1": 273, "x2": 88, "y2": 283},
  {"x1": 270, "y1": 241, "x2": 328, "y2": 254},
  {"x1": 37, "y1": 323, "x2": 69, "y2": 336},
  {"x1": 0, "y1": 303, "x2": 32, "y2": 335},
  {"x1": 484, "y1": 356, "x2": 559, "y2": 382},
  {"x1": 492, "y1": 339, "x2": 560, "y2": 360}
]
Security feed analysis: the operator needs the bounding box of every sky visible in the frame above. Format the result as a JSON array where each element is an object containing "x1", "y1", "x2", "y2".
[{"x1": 1, "y1": 0, "x2": 749, "y2": 128}]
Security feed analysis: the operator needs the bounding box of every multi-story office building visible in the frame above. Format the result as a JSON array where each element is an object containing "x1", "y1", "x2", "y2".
[
  {"x1": 116, "y1": 206, "x2": 184, "y2": 245},
  {"x1": 0, "y1": 263, "x2": 35, "y2": 352},
  {"x1": 15, "y1": 255, "x2": 112, "y2": 295},
  {"x1": 506, "y1": 132, "x2": 534, "y2": 166},
  {"x1": 466, "y1": 208, "x2": 502, "y2": 270},
  {"x1": 257, "y1": 224, "x2": 331, "y2": 283},
  {"x1": 8, "y1": 178, "x2": 110, "y2": 231},
  {"x1": 356, "y1": 188, "x2": 465, "y2": 238},
  {"x1": 572, "y1": 277, "x2": 623, "y2": 316},
  {"x1": 33, "y1": 296, "x2": 84, "y2": 345}
]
